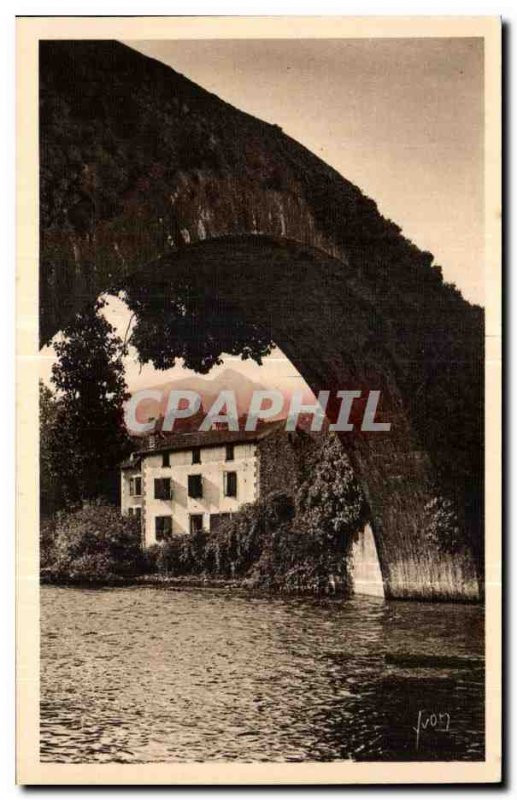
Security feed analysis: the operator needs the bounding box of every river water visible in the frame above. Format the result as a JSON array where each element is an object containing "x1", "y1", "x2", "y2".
[{"x1": 40, "y1": 585, "x2": 484, "y2": 763}]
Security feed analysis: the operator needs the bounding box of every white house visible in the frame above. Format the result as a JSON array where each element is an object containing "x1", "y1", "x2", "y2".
[
  {"x1": 120, "y1": 423, "x2": 385, "y2": 596},
  {"x1": 120, "y1": 422, "x2": 298, "y2": 548}
]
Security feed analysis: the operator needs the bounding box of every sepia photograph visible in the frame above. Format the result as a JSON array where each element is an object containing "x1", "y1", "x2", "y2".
[{"x1": 15, "y1": 15, "x2": 502, "y2": 785}]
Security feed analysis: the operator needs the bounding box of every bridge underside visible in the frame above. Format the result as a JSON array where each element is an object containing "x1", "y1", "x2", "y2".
[{"x1": 39, "y1": 40, "x2": 484, "y2": 600}]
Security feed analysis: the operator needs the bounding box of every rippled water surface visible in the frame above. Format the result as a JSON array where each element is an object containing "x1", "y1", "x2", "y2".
[{"x1": 40, "y1": 585, "x2": 484, "y2": 762}]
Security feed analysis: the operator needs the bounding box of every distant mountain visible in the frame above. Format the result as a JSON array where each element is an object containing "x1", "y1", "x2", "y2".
[{"x1": 127, "y1": 368, "x2": 292, "y2": 435}]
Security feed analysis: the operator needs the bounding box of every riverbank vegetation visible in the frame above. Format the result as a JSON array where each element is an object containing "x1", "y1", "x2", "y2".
[
  {"x1": 41, "y1": 505, "x2": 144, "y2": 585},
  {"x1": 40, "y1": 431, "x2": 470, "y2": 595},
  {"x1": 42, "y1": 436, "x2": 369, "y2": 595}
]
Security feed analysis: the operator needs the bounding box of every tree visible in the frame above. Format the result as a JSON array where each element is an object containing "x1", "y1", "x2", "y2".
[
  {"x1": 124, "y1": 278, "x2": 273, "y2": 374},
  {"x1": 296, "y1": 434, "x2": 368, "y2": 549},
  {"x1": 47, "y1": 298, "x2": 131, "y2": 505},
  {"x1": 40, "y1": 381, "x2": 64, "y2": 516}
]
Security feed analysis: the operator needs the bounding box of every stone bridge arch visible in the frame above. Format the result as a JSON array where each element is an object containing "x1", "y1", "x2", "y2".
[{"x1": 39, "y1": 40, "x2": 484, "y2": 600}]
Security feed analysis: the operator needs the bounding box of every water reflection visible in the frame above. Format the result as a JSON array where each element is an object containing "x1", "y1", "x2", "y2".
[{"x1": 40, "y1": 586, "x2": 484, "y2": 762}]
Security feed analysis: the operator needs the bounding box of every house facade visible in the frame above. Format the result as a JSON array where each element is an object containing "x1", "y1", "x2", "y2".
[{"x1": 121, "y1": 422, "x2": 308, "y2": 548}]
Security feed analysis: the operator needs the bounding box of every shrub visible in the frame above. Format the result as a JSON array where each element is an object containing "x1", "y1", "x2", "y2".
[
  {"x1": 424, "y1": 496, "x2": 464, "y2": 555},
  {"x1": 297, "y1": 434, "x2": 367, "y2": 546},
  {"x1": 204, "y1": 491, "x2": 295, "y2": 577},
  {"x1": 144, "y1": 531, "x2": 210, "y2": 576},
  {"x1": 246, "y1": 437, "x2": 367, "y2": 595},
  {"x1": 144, "y1": 491, "x2": 294, "y2": 580},
  {"x1": 246, "y1": 524, "x2": 353, "y2": 595},
  {"x1": 47, "y1": 505, "x2": 143, "y2": 583}
]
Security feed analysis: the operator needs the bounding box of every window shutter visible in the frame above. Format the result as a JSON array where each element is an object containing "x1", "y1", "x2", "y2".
[
  {"x1": 155, "y1": 478, "x2": 172, "y2": 500},
  {"x1": 155, "y1": 515, "x2": 172, "y2": 541},
  {"x1": 224, "y1": 471, "x2": 237, "y2": 497},
  {"x1": 188, "y1": 474, "x2": 203, "y2": 498}
]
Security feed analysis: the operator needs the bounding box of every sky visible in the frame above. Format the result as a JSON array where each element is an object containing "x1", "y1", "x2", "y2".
[{"x1": 40, "y1": 36, "x2": 485, "y2": 396}]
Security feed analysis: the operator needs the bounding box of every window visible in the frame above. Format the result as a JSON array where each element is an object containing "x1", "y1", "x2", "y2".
[
  {"x1": 155, "y1": 515, "x2": 172, "y2": 541},
  {"x1": 128, "y1": 507, "x2": 141, "y2": 521},
  {"x1": 188, "y1": 473, "x2": 203, "y2": 498},
  {"x1": 192, "y1": 447, "x2": 201, "y2": 464},
  {"x1": 189, "y1": 514, "x2": 204, "y2": 534},
  {"x1": 129, "y1": 476, "x2": 142, "y2": 497},
  {"x1": 154, "y1": 477, "x2": 172, "y2": 500},
  {"x1": 162, "y1": 452, "x2": 170, "y2": 467},
  {"x1": 224, "y1": 471, "x2": 237, "y2": 498},
  {"x1": 225, "y1": 444, "x2": 235, "y2": 461}
]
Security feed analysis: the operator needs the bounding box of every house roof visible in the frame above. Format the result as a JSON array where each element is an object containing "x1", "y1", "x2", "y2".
[{"x1": 120, "y1": 420, "x2": 286, "y2": 469}]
